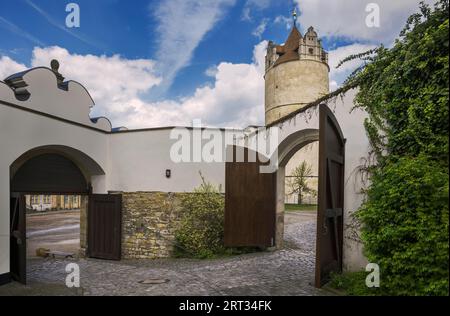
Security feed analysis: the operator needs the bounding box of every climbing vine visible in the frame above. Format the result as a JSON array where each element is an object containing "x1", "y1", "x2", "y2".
[{"x1": 337, "y1": 0, "x2": 449, "y2": 295}]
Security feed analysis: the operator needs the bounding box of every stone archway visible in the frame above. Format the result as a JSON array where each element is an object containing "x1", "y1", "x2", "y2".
[
  {"x1": 10, "y1": 145, "x2": 106, "y2": 188},
  {"x1": 225, "y1": 104, "x2": 346, "y2": 287},
  {"x1": 11, "y1": 154, "x2": 90, "y2": 194},
  {"x1": 9, "y1": 145, "x2": 106, "y2": 284},
  {"x1": 274, "y1": 129, "x2": 320, "y2": 249},
  {"x1": 275, "y1": 105, "x2": 346, "y2": 287}
]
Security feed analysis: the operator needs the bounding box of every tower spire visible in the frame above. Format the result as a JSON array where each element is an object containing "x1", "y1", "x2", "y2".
[{"x1": 292, "y1": 7, "x2": 297, "y2": 27}]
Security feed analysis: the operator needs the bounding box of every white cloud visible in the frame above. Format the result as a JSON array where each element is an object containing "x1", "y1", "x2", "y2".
[
  {"x1": 246, "y1": 0, "x2": 272, "y2": 10},
  {"x1": 3, "y1": 41, "x2": 266, "y2": 129},
  {"x1": 241, "y1": 7, "x2": 252, "y2": 22},
  {"x1": 290, "y1": 1, "x2": 433, "y2": 89},
  {"x1": 3, "y1": 0, "x2": 427, "y2": 129},
  {"x1": 205, "y1": 65, "x2": 218, "y2": 77},
  {"x1": 327, "y1": 43, "x2": 377, "y2": 90},
  {"x1": 151, "y1": 0, "x2": 236, "y2": 95},
  {"x1": 274, "y1": 15, "x2": 293, "y2": 30},
  {"x1": 241, "y1": 0, "x2": 272, "y2": 21},
  {"x1": 0, "y1": 55, "x2": 27, "y2": 80},
  {"x1": 177, "y1": 40, "x2": 267, "y2": 127},
  {"x1": 30, "y1": 46, "x2": 162, "y2": 126},
  {"x1": 329, "y1": 80, "x2": 339, "y2": 92},
  {"x1": 1, "y1": 41, "x2": 378, "y2": 128},
  {"x1": 294, "y1": 0, "x2": 434, "y2": 44},
  {"x1": 252, "y1": 19, "x2": 269, "y2": 38},
  {"x1": 125, "y1": 40, "x2": 268, "y2": 128}
]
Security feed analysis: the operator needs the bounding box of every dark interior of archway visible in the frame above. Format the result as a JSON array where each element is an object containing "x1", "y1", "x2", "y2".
[{"x1": 11, "y1": 154, "x2": 88, "y2": 193}]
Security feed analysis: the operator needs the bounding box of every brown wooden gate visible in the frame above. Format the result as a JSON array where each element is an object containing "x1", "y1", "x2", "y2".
[
  {"x1": 88, "y1": 194, "x2": 122, "y2": 260},
  {"x1": 10, "y1": 194, "x2": 26, "y2": 284},
  {"x1": 224, "y1": 146, "x2": 276, "y2": 248},
  {"x1": 315, "y1": 104, "x2": 346, "y2": 287}
]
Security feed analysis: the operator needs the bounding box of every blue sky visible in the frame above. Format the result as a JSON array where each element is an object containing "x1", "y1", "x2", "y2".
[{"x1": 0, "y1": 0, "x2": 432, "y2": 128}]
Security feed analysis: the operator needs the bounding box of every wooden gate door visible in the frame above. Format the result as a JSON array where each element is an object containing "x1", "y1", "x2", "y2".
[
  {"x1": 10, "y1": 194, "x2": 26, "y2": 284},
  {"x1": 88, "y1": 194, "x2": 122, "y2": 260},
  {"x1": 224, "y1": 146, "x2": 276, "y2": 248},
  {"x1": 315, "y1": 104, "x2": 346, "y2": 287}
]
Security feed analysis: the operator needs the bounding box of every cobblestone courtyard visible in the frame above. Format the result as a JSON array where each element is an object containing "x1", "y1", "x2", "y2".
[{"x1": 1, "y1": 210, "x2": 332, "y2": 296}]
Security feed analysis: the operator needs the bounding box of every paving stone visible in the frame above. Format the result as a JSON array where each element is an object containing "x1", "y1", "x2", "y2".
[{"x1": 0, "y1": 212, "x2": 333, "y2": 296}]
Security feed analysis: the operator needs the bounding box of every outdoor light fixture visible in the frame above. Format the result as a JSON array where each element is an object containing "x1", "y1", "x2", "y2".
[{"x1": 166, "y1": 169, "x2": 171, "y2": 178}]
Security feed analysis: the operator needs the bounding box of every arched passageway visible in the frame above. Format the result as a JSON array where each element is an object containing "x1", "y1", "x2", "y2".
[
  {"x1": 224, "y1": 104, "x2": 346, "y2": 287},
  {"x1": 10, "y1": 145, "x2": 106, "y2": 193},
  {"x1": 11, "y1": 154, "x2": 90, "y2": 194},
  {"x1": 9, "y1": 145, "x2": 121, "y2": 285},
  {"x1": 274, "y1": 128, "x2": 319, "y2": 249}
]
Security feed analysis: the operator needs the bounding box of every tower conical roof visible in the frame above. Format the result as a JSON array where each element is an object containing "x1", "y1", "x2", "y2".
[{"x1": 273, "y1": 25, "x2": 302, "y2": 67}]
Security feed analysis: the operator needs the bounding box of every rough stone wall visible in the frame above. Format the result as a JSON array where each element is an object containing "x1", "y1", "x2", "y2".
[
  {"x1": 121, "y1": 192, "x2": 186, "y2": 259},
  {"x1": 265, "y1": 60, "x2": 329, "y2": 125}
]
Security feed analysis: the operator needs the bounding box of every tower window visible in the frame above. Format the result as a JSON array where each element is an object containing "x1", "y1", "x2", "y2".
[{"x1": 309, "y1": 48, "x2": 314, "y2": 55}]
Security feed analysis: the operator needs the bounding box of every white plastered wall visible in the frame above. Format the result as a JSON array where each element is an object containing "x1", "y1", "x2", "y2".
[
  {"x1": 108, "y1": 128, "x2": 243, "y2": 193},
  {"x1": 0, "y1": 106, "x2": 110, "y2": 275},
  {"x1": 0, "y1": 68, "x2": 110, "y2": 276},
  {"x1": 246, "y1": 88, "x2": 370, "y2": 271},
  {"x1": 0, "y1": 66, "x2": 369, "y2": 277}
]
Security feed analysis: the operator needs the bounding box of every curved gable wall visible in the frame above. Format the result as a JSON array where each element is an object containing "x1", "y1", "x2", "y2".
[
  {"x1": 1, "y1": 67, "x2": 112, "y2": 132},
  {"x1": 0, "y1": 83, "x2": 111, "y2": 275}
]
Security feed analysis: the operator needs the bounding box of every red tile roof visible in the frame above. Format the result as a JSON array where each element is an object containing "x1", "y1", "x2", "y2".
[{"x1": 273, "y1": 26, "x2": 302, "y2": 67}]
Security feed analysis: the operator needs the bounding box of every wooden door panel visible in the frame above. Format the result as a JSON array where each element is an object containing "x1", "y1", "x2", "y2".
[
  {"x1": 88, "y1": 194, "x2": 122, "y2": 260},
  {"x1": 10, "y1": 195, "x2": 26, "y2": 284},
  {"x1": 225, "y1": 146, "x2": 276, "y2": 248},
  {"x1": 315, "y1": 104, "x2": 345, "y2": 287}
]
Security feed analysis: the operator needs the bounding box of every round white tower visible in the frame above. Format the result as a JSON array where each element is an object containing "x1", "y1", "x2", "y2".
[{"x1": 265, "y1": 22, "x2": 330, "y2": 125}]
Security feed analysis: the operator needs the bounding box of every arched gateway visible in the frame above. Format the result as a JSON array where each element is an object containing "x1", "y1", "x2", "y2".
[
  {"x1": 0, "y1": 37, "x2": 370, "y2": 288},
  {"x1": 8, "y1": 146, "x2": 122, "y2": 284},
  {"x1": 224, "y1": 104, "x2": 346, "y2": 287}
]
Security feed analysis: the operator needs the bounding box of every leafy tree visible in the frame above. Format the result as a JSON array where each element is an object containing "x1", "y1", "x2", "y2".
[
  {"x1": 335, "y1": 0, "x2": 449, "y2": 295},
  {"x1": 287, "y1": 161, "x2": 316, "y2": 205}
]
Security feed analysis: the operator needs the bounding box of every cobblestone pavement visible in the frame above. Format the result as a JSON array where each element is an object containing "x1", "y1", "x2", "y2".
[{"x1": 1, "y1": 211, "x2": 333, "y2": 296}]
